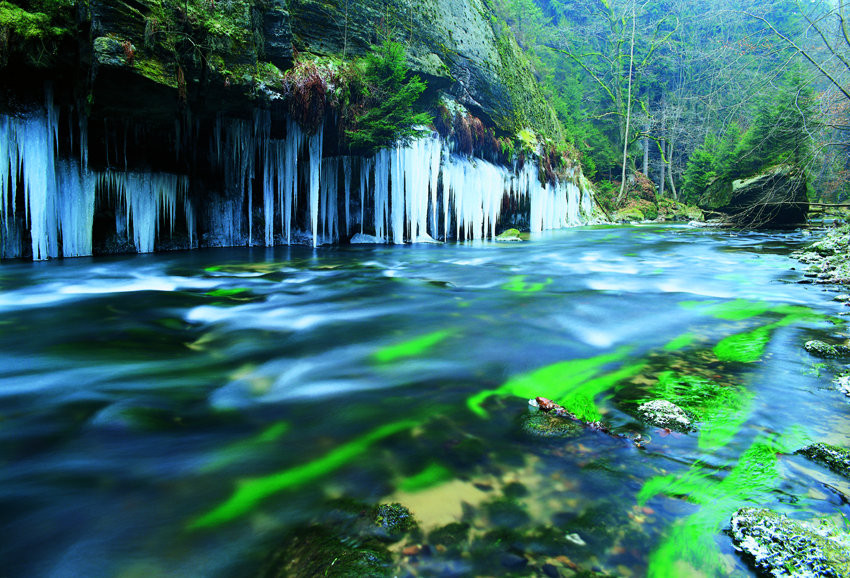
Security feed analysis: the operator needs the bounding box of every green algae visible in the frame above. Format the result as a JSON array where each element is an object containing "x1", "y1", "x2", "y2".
[
  {"x1": 189, "y1": 420, "x2": 418, "y2": 529},
  {"x1": 373, "y1": 330, "x2": 454, "y2": 364},
  {"x1": 206, "y1": 288, "x2": 250, "y2": 297},
  {"x1": 399, "y1": 462, "x2": 454, "y2": 492},
  {"x1": 663, "y1": 332, "x2": 696, "y2": 351},
  {"x1": 713, "y1": 326, "x2": 772, "y2": 362},
  {"x1": 502, "y1": 275, "x2": 552, "y2": 293},
  {"x1": 467, "y1": 347, "x2": 645, "y2": 421},
  {"x1": 640, "y1": 429, "x2": 807, "y2": 577},
  {"x1": 200, "y1": 422, "x2": 290, "y2": 473}
]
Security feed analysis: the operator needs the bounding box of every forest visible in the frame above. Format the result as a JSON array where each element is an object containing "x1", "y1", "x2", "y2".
[{"x1": 490, "y1": 0, "x2": 850, "y2": 210}]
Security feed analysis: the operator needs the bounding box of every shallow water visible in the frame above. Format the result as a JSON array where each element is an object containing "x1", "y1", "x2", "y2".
[{"x1": 2, "y1": 224, "x2": 850, "y2": 577}]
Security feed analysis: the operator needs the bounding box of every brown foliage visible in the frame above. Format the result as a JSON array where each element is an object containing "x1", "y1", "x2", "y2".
[
  {"x1": 434, "y1": 104, "x2": 452, "y2": 138},
  {"x1": 630, "y1": 170, "x2": 657, "y2": 202},
  {"x1": 282, "y1": 60, "x2": 328, "y2": 134},
  {"x1": 454, "y1": 113, "x2": 474, "y2": 155},
  {"x1": 122, "y1": 40, "x2": 135, "y2": 66}
]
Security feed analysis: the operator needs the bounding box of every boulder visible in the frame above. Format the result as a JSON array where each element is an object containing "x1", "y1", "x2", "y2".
[
  {"x1": 796, "y1": 442, "x2": 850, "y2": 477},
  {"x1": 495, "y1": 228, "x2": 522, "y2": 242},
  {"x1": 804, "y1": 340, "x2": 850, "y2": 358},
  {"x1": 730, "y1": 507, "x2": 850, "y2": 577},
  {"x1": 698, "y1": 164, "x2": 808, "y2": 227},
  {"x1": 637, "y1": 400, "x2": 691, "y2": 431}
]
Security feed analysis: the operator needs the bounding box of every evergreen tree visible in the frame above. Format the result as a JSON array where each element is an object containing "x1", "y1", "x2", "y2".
[{"x1": 345, "y1": 40, "x2": 432, "y2": 153}]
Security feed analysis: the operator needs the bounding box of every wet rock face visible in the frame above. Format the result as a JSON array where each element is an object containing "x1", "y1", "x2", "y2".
[
  {"x1": 284, "y1": 0, "x2": 558, "y2": 136},
  {"x1": 698, "y1": 164, "x2": 808, "y2": 227},
  {"x1": 730, "y1": 507, "x2": 850, "y2": 577},
  {"x1": 636, "y1": 400, "x2": 691, "y2": 431},
  {"x1": 797, "y1": 443, "x2": 850, "y2": 478}
]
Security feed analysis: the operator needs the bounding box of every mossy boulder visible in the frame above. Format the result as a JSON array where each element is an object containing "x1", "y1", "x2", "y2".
[
  {"x1": 804, "y1": 340, "x2": 850, "y2": 358},
  {"x1": 612, "y1": 207, "x2": 646, "y2": 223},
  {"x1": 93, "y1": 36, "x2": 133, "y2": 69},
  {"x1": 730, "y1": 507, "x2": 850, "y2": 577},
  {"x1": 519, "y1": 413, "x2": 583, "y2": 439},
  {"x1": 796, "y1": 443, "x2": 850, "y2": 477},
  {"x1": 636, "y1": 399, "x2": 692, "y2": 431},
  {"x1": 657, "y1": 197, "x2": 704, "y2": 222},
  {"x1": 698, "y1": 164, "x2": 808, "y2": 227},
  {"x1": 495, "y1": 228, "x2": 522, "y2": 242}
]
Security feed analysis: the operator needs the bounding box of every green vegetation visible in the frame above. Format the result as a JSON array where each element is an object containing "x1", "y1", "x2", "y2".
[
  {"x1": 373, "y1": 329, "x2": 454, "y2": 364},
  {"x1": 0, "y1": 0, "x2": 73, "y2": 67},
  {"x1": 189, "y1": 420, "x2": 418, "y2": 528},
  {"x1": 345, "y1": 40, "x2": 433, "y2": 152},
  {"x1": 467, "y1": 347, "x2": 644, "y2": 421}
]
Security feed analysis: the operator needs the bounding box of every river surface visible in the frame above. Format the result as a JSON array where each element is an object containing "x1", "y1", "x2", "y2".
[{"x1": 2, "y1": 224, "x2": 850, "y2": 577}]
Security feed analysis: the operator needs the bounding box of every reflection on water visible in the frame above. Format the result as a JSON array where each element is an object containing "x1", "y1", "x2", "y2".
[{"x1": 1, "y1": 224, "x2": 850, "y2": 577}]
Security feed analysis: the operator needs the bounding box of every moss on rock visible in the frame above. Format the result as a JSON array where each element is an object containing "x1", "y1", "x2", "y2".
[
  {"x1": 261, "y1": 524, "x2": 392, "y2": 578},
  {"x1": 730, "y1": 507, "x2": 850, "y2": 577},
  {"x1": 519, "y1": 412, "x2": 583, "y2": 439},
  {"x1": 797, "y1": 443, "x2": 850, "y2": 478}
]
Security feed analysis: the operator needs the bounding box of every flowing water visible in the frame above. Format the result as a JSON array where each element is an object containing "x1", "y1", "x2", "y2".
[{"x1": 2, "y1": 224, "x2": 850, "y2": 577}]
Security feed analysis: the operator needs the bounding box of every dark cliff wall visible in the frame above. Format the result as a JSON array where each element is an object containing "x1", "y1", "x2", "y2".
[{"x1": 1, "y1": 0, "x2": 561, "y2": 142}]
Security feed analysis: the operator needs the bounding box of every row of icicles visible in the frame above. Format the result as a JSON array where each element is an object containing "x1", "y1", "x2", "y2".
[{"x1": 0, "y1": 101, "x2": 595, "y2": 260}]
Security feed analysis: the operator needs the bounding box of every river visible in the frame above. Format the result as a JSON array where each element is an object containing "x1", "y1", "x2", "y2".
[{"x1": 2, "y1": 224, "x2": 849, "y2": 577}]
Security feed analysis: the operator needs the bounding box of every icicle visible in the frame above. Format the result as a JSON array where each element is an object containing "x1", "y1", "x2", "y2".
[
  {"x1": 428, "y1": 137, "x2": 441, "y2": 239},
  {"x1": 308, "y1": 124, "x2": 323, "y2": 247},
  {"x1": 57, "y1": 160, "x2": 95, "y2": 257},
  {"x1": 320, "y1": 157, "x2": 338, "y2": 245},
  {"x1": 281, "y1": 119, "x2": 300, "y2": 244},
  {"x1": 374, "y1": 149, "x2": 389, "y2": 241},
  {"x1": 343, "y1": 156, "x2": 352, "y2": 235}
]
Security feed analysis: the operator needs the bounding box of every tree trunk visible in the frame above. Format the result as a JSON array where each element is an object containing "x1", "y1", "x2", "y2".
[
  {"x1": 659, "y1": 140, "x2": 666, "y2": 198},
  {"x1": 667, "y1": 140, "x2": 678, "y2": 201},
  {"x1": 616, "y1": 7, "x2": 637, "y2": 205},
  {"x1": 642, "y1": 132, "x2": 649, "y2": 175}
]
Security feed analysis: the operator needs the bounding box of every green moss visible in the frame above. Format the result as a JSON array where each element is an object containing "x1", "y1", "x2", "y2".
[
  {"x1": 0, "y1": 0, "x2": 72, "y2": 67},
  {"x1": 261, "y1": 525, "x2": 392, "y2": 578},
  {"x1": 520, "y1": 412, "x2": 583, "y2": 439},
  {"x1": 796, "y1": 442, "x2": 850, "y2": 477},
  {"x1": 133, "y1": 57, "x2": 178, "y2": 88}
]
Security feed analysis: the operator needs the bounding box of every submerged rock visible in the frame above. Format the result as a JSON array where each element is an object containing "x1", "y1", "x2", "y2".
[
  {"x1": 373, "y1": 503, "x2": 418, "y2": 542},
  {"x1": 796, "y1": 443, "x2": 850, "y2": 478},
  {"x1": 495, "y1": 228, "x2": 523, "y2": 242},
  {"x1": 261, "y1": 524, "x2": 392, "y2": 577},
  {"x1": 520, "y1": 412, "x2": 583, "y2": 439},
  {"x1": 836, "y1": 375, "x2": 850, "y2": 397},
  {"x1": 729, "y1": 507, "x2": 850, "y2": 577},
  {"x1": 636, "y1": 400, "x2": 691, "y2": 431}
]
